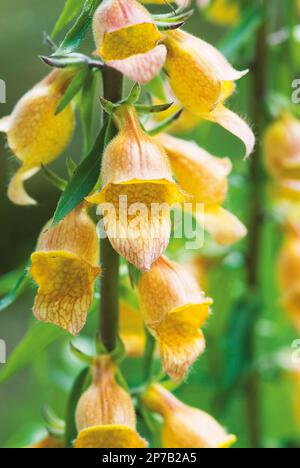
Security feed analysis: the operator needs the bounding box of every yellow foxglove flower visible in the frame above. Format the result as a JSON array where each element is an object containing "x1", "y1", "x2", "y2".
[
  {"x1": 0, "y1": 70, "x2": 75, "y2": 206},
  {"x1": 142, "y1": 384, "x2": 237, "y2": 448},
  {"x1": 158, "y1": 133, "x2": 247, "y2": 245},
  {"x1": 120, "y1": 301, "x2": 145, "y2": 357},
  {"x1": 87, "y1": 106, "x2": 184, "y2": 271},
  {"x1": 138, "y1": 256, "x2": 212, "y2": 381},
  {"x1": 164, "y1": 29, "x2": 255, "y2": 158},
  {"x1": 202, "y1": 0, "x2": 240, "y2": 27},
  {"x1": 278, "y1": 221, "x2": 300, "y2": 333},
  {"x1": 75, "y1": 356, "x2": 147, "y2": 448},
  {"x1": 93, "y1": 0, "x2": 167, "y2": 83},
  {"x1": 30, "y1": 203, "x2": 101, "y2": 335},
  {"x1": 264, "y1": 114, "x2": 300, "y2": 181}
]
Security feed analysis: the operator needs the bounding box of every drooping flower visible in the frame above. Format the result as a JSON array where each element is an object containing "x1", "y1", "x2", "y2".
[
  {"x1": 120, "y1": 301, "x2": 145, "y2": 357},
  {"x1": 0, "y1": 70, "x2": 75, "y2": 205},
  {"x1": 142, "y1": 384, "x2": 236, "y2": 448},
  {"x1": 164, "y1": 29, "x2": 255, "y2": 158},
  {"x1": 278, "y1": 221, "x2": 300, "y2": 333},
  {"x1": 158, "y1": 133, "x2": 247, "y2": 245},
  {"x1": 199, "y1": 0, "x2": 240, "y2": 27},
  {"x1": 93, "y1": 0, "x2": 167, "y2": 83},
  {"x1": 138, "y1": 256, "x2": 212, "y2": 381},
  {"x1": 264, "y1": 113, "x2": 300, "y2": 181},
  {"x1": 30, "y1": 203, "x2": 101, "y2": 335},
  {"x1": 74, "y1": 356, "x2": 147, "y2": 448},
  {"x1": 87, "y1": 105, "x2": 184, "y2": 271}
]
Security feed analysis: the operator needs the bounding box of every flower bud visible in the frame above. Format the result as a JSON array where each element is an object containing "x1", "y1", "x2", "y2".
[
  {"x1": 93, "y1": 0, "x2": 166, "y2": 83},
  {"x1": 87, "y1": 106, "x2": 184, "y2": 271},
  {"x1": 164, "y1": 29, "x2": 254, "y2": 158},
  {"x1": 75, "y1": 356, "x2": 147, "y2": 448},
  {"x1": 138, "y1": 256, "x2": 212, "y2": 381},
  {"x1": 142, "y1": 384, "x2": 236, "y2": 448},
  {"x1": 201, "y1": 0, "x2": 240, "y2": 27},
  {"x1": 264, "y1": 114, "x2": 300, "y2": 181},
  {"x1": 0, "y1": 70, "x2": 75, "y2": 205},
  {"x1": 120, "y1": 301, "x2": 145, "y2": 357},
  {"x1": 30, "y1": 203, "x2": 101, "y2": 335},
  {"x1": 158, "y1": 133, "x2": 247, "y2": 245}
]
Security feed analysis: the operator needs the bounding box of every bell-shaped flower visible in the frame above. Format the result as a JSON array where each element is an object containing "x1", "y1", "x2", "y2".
[
  {"x1": 164, "y1": 29, "x2": 255, "y2": 158},
  {"x1": 158, "y1": 133, "x2": 247, "y2": 245},
  {"x1": 30, "y1": 203, "x2": 101, "y2": 335},
  {"x1": 142, "y1": 384, "x2": 236, "y2": 448},
  {"x1": 87, "y1": 105, "x2": 184, "y2": 271},
  {"x1": 199, "y1": 0, "x2": 240, "y2": 26},
  {"x1": 120, "y1": 301, "x2": 145, "y2": 357},
  {"x1": 0, "y1": 70, "x2": 75, "y2": 205},
  {"x1": 138, "y1": 256, "x2": 212, "y2": 381},
  {"x1": 93, "y1": 0, "x2": 167, "y2": 83},
  {"x1": 278, "y1": 221, "x2": 300, "y2": 333},
  {"x1": 264, "y1": 114, "x2": 300, "y2": 181},
  {"x1": 75, "y1": 356, "x2": 147, "y2": 448}
]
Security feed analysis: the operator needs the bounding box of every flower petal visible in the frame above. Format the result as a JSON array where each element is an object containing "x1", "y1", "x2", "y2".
[
  {"x1": 120, "y1": 302, "x2": 146, "y2": 357},
  {"x1": 0, "y1": 115, "x2": 10, "y2": 133},
  {"x1": 30, "y1": 251, "x2": 100, "y2": 335},
  {"x1": 107, "y1": 45, "x2": 167, "y2": 84},
  {"x1": 7, "y1": 166, "x2": 39, "y2": 206},
  {"x1": 210, "y1": 106, "x2": 255, "y2": 158},
  {"x1": 74, "y1": 425, "x2": 147, "y2": 448},
  {"x1": 202, "y1": 206, "x2": 247, "y2": 246}
]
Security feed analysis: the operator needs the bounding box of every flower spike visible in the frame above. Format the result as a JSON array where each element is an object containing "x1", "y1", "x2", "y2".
[
  {"x1": 1, "y1": 70, "x2": 75, "y2": 205},
  {"x1": 30, "y1": 203, "x2": 101, "y2": 335}
]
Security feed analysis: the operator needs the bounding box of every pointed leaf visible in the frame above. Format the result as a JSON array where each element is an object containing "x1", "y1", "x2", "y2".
[
  {"x1": 41, "y1": 165, "x2": 68, "y2": 191},
  {"x1": 56, "y1": 68, "x2": 89, "y2": 114},
  {"x1": 80, "y1": 71, "x2": 98, "y2": 155},
  {"x1": 52, "y1": 0, "x2": 86, "y2": 38},
  {"x1": 0, "y1": 268, "x2": 29, "y2": 312}
]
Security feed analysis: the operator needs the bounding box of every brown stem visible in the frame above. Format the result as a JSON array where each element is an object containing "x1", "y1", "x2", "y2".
[
  {"x1": 99, "y1": 68, "x2": 123, "y2": 352},
  {"x1": 245, "y1": 1, "x2": 269, "y2": 448}
]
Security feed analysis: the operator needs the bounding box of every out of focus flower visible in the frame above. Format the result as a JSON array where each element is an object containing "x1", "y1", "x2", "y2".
[
  {"x1": 138, "y1": 256, "x2": 212, "y2": 381},
  {"x1": 158, "y1": 133, "x2": 247, "y2": 245},
  {"x1": 30, "y1": 203, "x2": 101, "y2": 335},
  {"x1": 264, "y1": 114, "x2": 300, "y2": 181},
  {"x1": 87, "y1": 105, "x2": 184, "y2": 271},
  {"x1": 27, "y1": 436, "x2": 63, "y2": 449},
  {"x1": 142, "y1": 384, "x2": 236, "y2": 448},
  {"x1": 75, "y1": 356, "x2": 147, "y2": 448},
  {"x1": 93, "y1": 0, "x2": 167, "y2": 83},
  {"x1": 164, "y1": 29, "x2": 254, "y2": 158},
  {"x1": 278, "y1": 221, "x2": 300, "y2": 333},
  {"x1": 199, "y1": 0, "x2": 240, "y2": 27},
  {"x1": 0, "y1": 70, "x2": 75, "y2": 205},
  {"x1": 120, "y1": 301, "x2": 145, "y2": 357}
]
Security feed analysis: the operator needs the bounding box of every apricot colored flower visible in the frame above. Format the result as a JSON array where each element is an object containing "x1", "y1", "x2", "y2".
[
  {"x1": 0, "y1": 70, "x2": 75, "y2": 205},
  {"x1": 164, "y1": 29, "x2": 255, "y2": 158},
  {"x1": 93, "y1": 0, "x2": 167, "y2": 83},
  {"x1": 28, "y1": 437, "x2": 63, "y2": 449},
  {"x1": 138, "y1": 256, "x2": 212, "y2": 381},
  {"x1": 74, "y1": 356, "x2": 147, "y2": 448},
  {"x1": 278, "y1": 221, "x2": 300, "y2": 333},
  {"x1": 30, "y1": 203, "x2": 101, "y2": 335},
  {"x1": 264, "y1": 114, "x2": 300, "y2": 181},
  {"x1": 142, "y1": 384, "x2": 236, "y2": 448},
  {"x1": 120, "y1": 301, "x2": 145, "y2": 357},
  {"x1": 201, "y1": 0, "x2": 240, "y2": 26},
  {"x1": 158, "y1": 133, "x2": 247, "y2": 245},
  {"x1": 87, "y1": 105, "x2": 184, "y2": 271}
]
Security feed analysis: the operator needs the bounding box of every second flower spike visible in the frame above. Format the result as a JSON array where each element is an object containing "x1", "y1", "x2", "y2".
[{"x1": 87, "y1": 105, "x2": 184, "y2": 271}]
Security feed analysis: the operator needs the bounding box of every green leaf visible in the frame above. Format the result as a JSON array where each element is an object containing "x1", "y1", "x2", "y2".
[
  {"x1": 52, "y1": 0, "x2": 86, "y2": 38},
  {"x1": 66, "y1": 155, "x2": 78, "y2": 177},
  {"x1": 54, "y1": 0, "x2": 100, "y2": 56},
  {"x1": 80, "y1": 71, "x2": 98, "y2": 155},
  {"x1": 135, "y1": 102, "x2": 173, "y2": 114},
  {"x1": 0, "y1": 323, "x2": 65, "y2": 384},
  {"x1": 56, "y1": 68, "x2": 89, "y2": 114},
  {"x1": 147, "y1": 109, "x2": 183, "y2": 136},
  {"x1": 0, "y1": 268, "x2": 29, "y2": 313},
  {"x1": 219, "y1": 4, "x2": 264, "y2": 59},
  {"x1": 65, "y1": 367, "x2": 90, "y2": 448},
  {"x1": 41, "y1": 165, "x2": 68, "y2": 191},
  {"x1": 52, "y1": 121, "x2": 109, "y2": 225}
]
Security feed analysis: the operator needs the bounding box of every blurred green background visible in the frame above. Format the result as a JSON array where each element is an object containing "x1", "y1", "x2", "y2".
[{"x1": 0, "y1": 0, "x2": 299, "y2": 449}]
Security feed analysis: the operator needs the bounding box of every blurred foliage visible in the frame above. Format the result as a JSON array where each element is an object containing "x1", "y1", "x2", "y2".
[{"x1": 0, "y1": 0, "x2": 300, "y2": 449}]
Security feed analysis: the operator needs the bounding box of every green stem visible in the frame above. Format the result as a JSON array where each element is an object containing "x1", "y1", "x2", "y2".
[
  {"x1": 99, "y1": 68, "x2": 123, "y2": 352},
  {"x1": 143, "y1": 328, "x2": 156, "y2": 383},
  {"x1": 245, "y1": 0, "x2": 269, "y2": 449}
]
